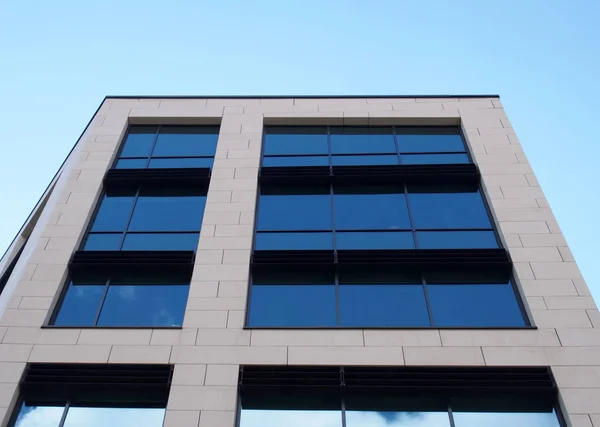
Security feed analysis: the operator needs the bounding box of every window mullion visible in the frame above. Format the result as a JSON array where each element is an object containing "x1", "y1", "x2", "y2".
[
  {"x1": 146, "y1": 126, "x2": 161, "y2": 167},
  {"x1": 402, "y1": 183, "x2": 418, "y2": 248},
  {"x1": 57, "y1": 400, "x2": 71, "y2": 427},
  {"x1": 447, "y1": 401, "x2": 457, "y2": 427},
  {"x1": 92, "y1": 277, "x2": 112, "y2": 326},
  {"x1": 117, "y1": 186, "x2": 142, "y2": 250},
  {"x1": 422, "y1": 273, "x2": 435, "y2": 327}
]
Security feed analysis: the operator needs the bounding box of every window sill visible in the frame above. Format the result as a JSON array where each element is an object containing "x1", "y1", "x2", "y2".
[
  {"x1": 244, "y1": 326, "x2": 537, "y2": 330},
  {"x1": 41, "y1": 325, "x2": 183, "y2": 330}
]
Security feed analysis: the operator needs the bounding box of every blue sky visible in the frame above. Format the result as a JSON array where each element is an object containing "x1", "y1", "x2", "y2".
[{"x1": 1, "y1": 1, "x2": 599, "y2": 300}]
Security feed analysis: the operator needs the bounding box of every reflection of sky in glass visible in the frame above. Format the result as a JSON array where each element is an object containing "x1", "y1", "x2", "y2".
[
  {"x1": 453, "y1": 411, "x2": 562, "y2": 427},
  {"x1": 346, "y1": 411, "x2": 451, "y2": 427},
  {"x1": 63, "y1": 407, "x2": 165, "y2": 427},
  {"x1": 240, "y1": 409, "x2": 342, "y2": 427},
  {"x1": 14, "y1": 405, "x2": 165, "y2": 427},
  {"x1": 15, "y1": 405, "x2": 63, "y2": 427}
]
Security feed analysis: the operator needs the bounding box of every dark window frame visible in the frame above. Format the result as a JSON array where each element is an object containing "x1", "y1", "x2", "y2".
[
  {"x1": 261, "y1": 126, "x2": 472, "y2": 167},
  {"x1": 81, "y1": 184, "x2": 207, "y2": 252},
  {"x1": 245, "y1": 266, "x2": 531, "y2": 329},
  {"x1": 253, "y1": 181, "x2": 502, "y2": 251},
  {"x1": 114, "y1": 125, "x2": 220, "y2": 169}
]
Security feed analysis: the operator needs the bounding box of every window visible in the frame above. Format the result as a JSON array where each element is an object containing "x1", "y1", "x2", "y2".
[
  {"x1": 239, "y1": 366, "x2": 563, "y2": 427},
  {"x1": 115, "y1": 125, "x2": 219, "y2": 169},
  {"x1": 12, "y1": 363, "x2": 170, "y2": 427},
  {"x1": 255, "y1": 184, "x2": 497, "y2": 251},
  {"x1": 52, "y1": 270, "x2": 189, "y2": 327},
  {"x1": 262, "y1": 126, "x2": 470, "y2": 167},
  {"x1": 247, "y1": 268, "x2": 526, "y2": 328},
  {"x1": 83, "y1": 186, "x2": 206, "y2": 251}
]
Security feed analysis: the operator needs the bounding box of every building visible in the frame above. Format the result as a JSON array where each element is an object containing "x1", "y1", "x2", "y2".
[{"x1": 0, "y1": 95, "x2": 597, "y2": 427}]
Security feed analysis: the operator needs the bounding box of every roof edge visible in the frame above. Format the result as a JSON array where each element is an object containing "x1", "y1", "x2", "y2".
[{"x1": 105, "y1": 94, "x2": 500, "y2": 99}]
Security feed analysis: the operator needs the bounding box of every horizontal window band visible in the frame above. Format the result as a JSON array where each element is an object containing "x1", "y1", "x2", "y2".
[
  {"x1": 104, "y1": 167, "x2": 211, "y2": 188},
  {"x1": 251, "y1": 248, "x2": 511, "y2": 267},
  {"x1": 69, "y1": 250, "x2": 195, "y2": 275},
  {"x1": 239, "y1": 366, "x2": 556, "y2": 396},
  {"x1": 21, "y1": 363, "x2": 173, "y2": 405},
  {"x1": 259, "y1": 164, "x2": 480, "y2": 184}
]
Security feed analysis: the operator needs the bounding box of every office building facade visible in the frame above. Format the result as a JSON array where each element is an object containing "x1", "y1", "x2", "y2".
[{"x1": 0, "y1": 96, "x2": 597, "y2": 426}]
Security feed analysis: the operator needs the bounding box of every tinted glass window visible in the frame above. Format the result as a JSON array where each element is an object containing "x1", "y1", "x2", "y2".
[
  {"x1": 53, "y1": 285, "x2": 104, "y2": 326},
  {"x1": 401, "y1": 153, "x2": 469, "y2": 164},
  {"x1": 408, "y1": 188, "x2": 491, "y2": 229},
  {"x1": 83, "y1": 233, "x2": 123, "y2": 250},
  {"x1": 240, "y1": 409, "x2": 342, "y2": 427},
  {"x1": 97, "y1": 285, "x2": 189, "y2": 327},
  {"x1": 336, "y1": 232, "x2": 415, "y2": 250},
  {"x1": 428, "y1": 284, "x2": 525, "y2": 327},
  {"x1": 148, "y1": 158, "x2": 214, "y2": 168},
  {"x1": 258, "y1": 195, "x2": 332, "y2": 230},
  {"x1": 263, "y1": 156, "x2": 329, "y2": 167},
  {"x1": 346, "y1": 410, "x2": 451, "y2": 427},
  {"x1": 255, "y1": 232, "x2": 334, "y2": 250},
  {"x1": 339, "y1": 285, "x2": 429, "y2": 327},
  {"x1": 152, "y1": 127, "x2": 219, "y2": 157},
  {"x1": 128, "y1": 191, "x2": 205, "y2": 231},
  {"x1": 249, "y1": 285, "x2": 336, "y2": 327},
  {"x1": 330, "y1": 127, "x2": 395, "y2": 154},
  {"x1": 116, "y1": 159, "x2": 148, "y2": 169},
  {"x1": 452, "y1": 411, "x2": 561, "y2": 427},
  {"x1": 122, "y1": 233, "x2": 200, "y2": 251},
  {"x1": 416, "y1": 231, "x2": 498, "y2": 249},
  {"x1": 334, "y1": 193, "x2": 410, "y2": 230},
  {"x1": 264, "y1": 128, "x2": 328, "y2": 155},
  {"x1": 63, "y1": 407, "x2": 166, "y2": 427},
  {"x1": 14, "y1": 404, "x2": 64, "y2": 427},
  {"x1": 332, "y1": 155, "x2": 399, "y2": 166},
  {"x1": 90, "y1": 191, "x2": 136, "y2": 232},
  {"x1": 398, "y1": 133, "x2": 465, "y2": 153},
  {"x1": 119, "y1": 127, "x2": 157, "y2": 157}
]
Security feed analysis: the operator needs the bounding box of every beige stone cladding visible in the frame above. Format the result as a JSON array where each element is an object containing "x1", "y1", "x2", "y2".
[{"x1": 0, "y1": 96, "x2": 596, "y2": 427}]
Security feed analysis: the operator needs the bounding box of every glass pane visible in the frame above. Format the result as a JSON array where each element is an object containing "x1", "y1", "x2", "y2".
[
  {"x1": 408, "y1": 189, "x2": 491, "y2": 229},
  {"x1": 148, "y1": 157, "x2": 214, "y2": 168},
  {"x1": 257, "y1": 195, "x2": 332, "y2": 231},
  {"x1": 249, "y1": 285, "x2": 336, "y2": 327},
  {"x1": 452, "y1": 411, "x2": 561, "y2": 427},
  {"x1": 90, "y1": 191, "x2": 136, "y2": 232},
  {"x1": 120, "y1": 127, "x2": 157, "y2": 157},
  {"x1": 115, "y1": 158, "x2": 148, "y2": 168},
  {"x1": 416, "y1": 231, "x2": 498, "y2": 249},
  {"x1": 339, "y1": 285, "x2": 430, "y2": 327},
  {"x1": 240, "y1": 409, "x2": 342, "y2": 427},
  {"x1": 152, "y1": 127, "x2": 219, "y2": 157},
  {"x1": 336, "y1": 232, "x2": 415, "y2": 249},
  {"x1": 14, "y1": 403, "x2": 64, "y2": 427},
  {"x1": 263, "y1": 132, "x2": 328, "y2": 155},
  {"x1": 129, "y1": 193, "x2": 206, "y2": 231},
  {"x1": 255, "y1": 232, "x2": 334, "y2": 250},
  {"x1": 428, "y1": 284, "x2": 525, "y2": 327},
  {"x1": 334, "y1": 193, "x2": 410, "y2": 229},
  {"x1": 122, "y1": 233, "x2": 200, "y2": 251},
  {"x1": 332, "y1": 155, "x2": 399, "y2": 165},
  {"x1": 263, "y1": 156, "x2": 329, "y2": 167},
  {"x1": 401, "y1": 154, "x2": 470, "y2": 164},
  {"x1": 331, "y1": 130, "x2": 396, "y2": 154},
  {"x1": 346, "y1": 410, "x2": 451, "y2": 427},
  {"x1": 63, "y1": 407, "x2": 166, "y2": 427},
  {"x1": 53, "y1": 284, "x2": 105, "y2": 326},
  {"x1": 83, "y1": 233, "x2": 123, "y2": 250},
  {"x1": 398, "y1": 133, "x2": 465, "y2": 153},
  {"x1": 97, "y1": 285, "x2": 189, "y2": 327}
]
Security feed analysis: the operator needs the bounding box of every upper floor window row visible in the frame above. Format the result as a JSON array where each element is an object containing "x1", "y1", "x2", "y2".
[
  {"x1": 256, "y1": 183, "x2": 498, "y2": 251},
  {"x1": 115, "y1": 125, "x2": 220, "y2": 169},
  {"x1": 83, "y1": 185, "x2": 206, "y2": 252},
  {"x1": 263, "y1": 126, "x2": 470, "y2": 167}
]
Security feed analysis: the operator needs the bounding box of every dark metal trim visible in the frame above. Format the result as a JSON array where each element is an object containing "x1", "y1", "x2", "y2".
[
  {"x1": 103, "y1": 167, "x2": 211, "y2": 188},
  {"x1": 69, "y1": 250, "x2": 195, "y2": 275},
  {"x1": 106, "y1": 95, "x2": 501, "y2": 99}
]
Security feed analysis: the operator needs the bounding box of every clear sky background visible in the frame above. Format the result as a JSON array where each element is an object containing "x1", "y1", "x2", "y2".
[{"x1": 1, "y1": 0, "x2": 599, "y2": 300}]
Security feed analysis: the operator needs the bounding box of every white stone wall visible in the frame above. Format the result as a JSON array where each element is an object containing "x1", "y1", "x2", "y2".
[{"x1": 0, "y1": 97, "x2": 596, "y2": 427}]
